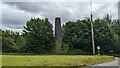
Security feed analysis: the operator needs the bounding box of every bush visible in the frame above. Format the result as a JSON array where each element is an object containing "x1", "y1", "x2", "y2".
[
  {"x1": 68, "y1": 49, "x2": 91, "y2": 55},
  {"x1": 55, "y1": 41, "x2": 62, "y2": 54},
  {"x1": 62, "y1": 43, "x2": 70, "y2": 54}
]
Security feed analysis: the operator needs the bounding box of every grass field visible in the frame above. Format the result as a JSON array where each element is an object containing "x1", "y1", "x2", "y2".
[
  {"x1": 2, "y1": 55, "x2": 114, "y2": 67},
  {"x1": 0, "y1": 55, "x2": 2, "y2": 67}
]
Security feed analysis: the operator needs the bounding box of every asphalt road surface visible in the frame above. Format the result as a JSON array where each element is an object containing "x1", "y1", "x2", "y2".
[
  {"x1": 93, "y1": 58, "x2": 118, "y2": 66},
  {"x1": 82, "y1": 58, "x2": 120, "y2": 68}
]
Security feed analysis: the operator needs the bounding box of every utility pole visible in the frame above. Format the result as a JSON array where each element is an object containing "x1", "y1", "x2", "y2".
[
  {"x1": 118, "y1": 1, "x2": 120, "y2": 19},
  {"x1": 90, "y1": 0, "x2": 95, "y2": 55}
]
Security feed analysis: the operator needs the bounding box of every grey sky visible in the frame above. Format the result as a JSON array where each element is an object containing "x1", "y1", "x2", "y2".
[{"x1": 1, "y1": 0, "x2": 120, "y2": 32}]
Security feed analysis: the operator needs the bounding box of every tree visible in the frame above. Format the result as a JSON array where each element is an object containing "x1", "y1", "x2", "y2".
[
  {"x1": 62, "y1": 17, "x2": 120, "y2": 55},
  {"x1": 93, "y1": 19, "x2": 117, "y2": 54},
  {"x1": 1, "y1": 29, "x2": 25, "y2": 53},
  {"x1": 23, "y1": 18, "x2": 55, "y2": 54},
  {"x1": 111, "y1": 19, "x2": 120, "y2": 54},
  {"x1": 62, "y1": 19, "x2": 92, "y2": 54}
]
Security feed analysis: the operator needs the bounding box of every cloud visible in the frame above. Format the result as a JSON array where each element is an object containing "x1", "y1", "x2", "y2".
[
  {"x1": 2, "y1": 1, "x2": 119, "y2": 32},
  {"x1": 92, "y1": 2, "x2": 118, "y2": 19},
  {"x1": 3, "y1": 2, "x2": 92, "y2": 22},
  {"x1": 3, "y1": 2, "x2": 50, "y2": 13},
  {"x1": 2, "y1": 0, "x2": 120, "y2": 2},
  {"x1": 2, "y1": 3, "x2": 43, "y2": 32}
]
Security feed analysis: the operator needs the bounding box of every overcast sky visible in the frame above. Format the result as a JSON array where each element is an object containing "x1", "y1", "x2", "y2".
[{"x1": 1, "y1": 0, "x2": 120, "y2": 32}]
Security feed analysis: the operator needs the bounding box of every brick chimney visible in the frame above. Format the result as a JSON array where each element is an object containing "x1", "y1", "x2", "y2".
[{"x1": 55, "y1": 17, "x2": 62, "y2": 53}]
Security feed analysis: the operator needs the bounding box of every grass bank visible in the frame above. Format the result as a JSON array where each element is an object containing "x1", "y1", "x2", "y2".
[{"x1": 2, "y1": 55, "x2": 114, "y2": 67}]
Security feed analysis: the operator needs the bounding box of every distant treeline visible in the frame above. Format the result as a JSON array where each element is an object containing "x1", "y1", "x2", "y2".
[{"x1": 1, "y1": 14, "x2": 120, "y2": 55}]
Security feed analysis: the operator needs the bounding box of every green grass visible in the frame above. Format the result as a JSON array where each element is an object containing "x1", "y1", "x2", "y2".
[
  {"x1": 2, "y1": 55, "x2": 114, "y2": 67},
  {"x1": 0, "y1": 55, "x2": 2, "y2": 67}
]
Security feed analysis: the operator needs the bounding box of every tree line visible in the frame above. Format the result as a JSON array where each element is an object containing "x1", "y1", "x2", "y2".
[{"x1": 1, "y1": 15, "x2": 120, "y2": 55}]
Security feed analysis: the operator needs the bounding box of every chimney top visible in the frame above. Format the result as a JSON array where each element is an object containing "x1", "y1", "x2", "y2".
[{"x1": 55, "y1": 17, "x2": 61, "y2": 19}]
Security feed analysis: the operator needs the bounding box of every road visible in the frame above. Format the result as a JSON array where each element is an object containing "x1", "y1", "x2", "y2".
[
  {"x1": 93, "y1": 58, "x2": 118, "y2": 66},
  {"x1": 82, "y1": 58, "x2": 120, "y2": 68}
]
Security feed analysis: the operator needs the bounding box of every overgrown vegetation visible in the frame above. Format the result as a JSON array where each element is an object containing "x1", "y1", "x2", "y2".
[{"x1": 1, "y1": 15, "x2": 120, "y2": 55}]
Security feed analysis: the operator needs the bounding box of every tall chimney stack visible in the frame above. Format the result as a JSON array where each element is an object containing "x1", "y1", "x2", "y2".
[{"x1": 55, "y1": 17, "x2": 62, "y2": 54}]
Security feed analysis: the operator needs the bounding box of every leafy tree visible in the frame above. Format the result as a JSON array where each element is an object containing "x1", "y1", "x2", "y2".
[
  {"x1": 1, "y1": 30, "x2": 25, "y2": 53},
  {"x1": 63, "y1": 19, "x2": 92, "y2": 54},
  {"x1": 104, "y1": 14, "x2": 112, "y2": 26},
  {"x1": 1, "y1": 15, "x2": 120, "y2": 55},
  {"x1": 93, "y1": 19, "x2": 117, "y2": 54},
  {"x1": 62, "y1": 17, "x2": 120, "y2": 55},
  {"x1": 111, "y1": 19, "x2": 120, "y2": 54},
  {"x1": 23, "y1": 18, "x2": 55, "y2": 54}
]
